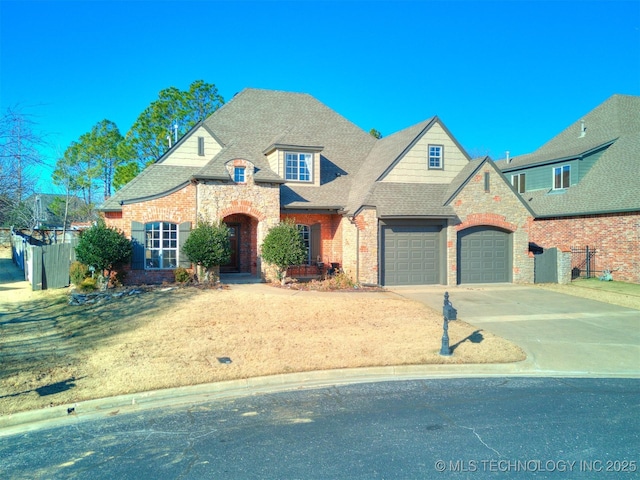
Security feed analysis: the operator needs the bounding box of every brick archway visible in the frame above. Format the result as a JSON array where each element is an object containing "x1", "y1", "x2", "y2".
[
  {"x1": 456, "y1": 213, "x2": 517, "y2": 232},
  {"x1": 221, "y1": 213, "x2": 260, "y2": 275},
  {"x1": 219, "y1": 201, "x2": 267, "y2": 222}
]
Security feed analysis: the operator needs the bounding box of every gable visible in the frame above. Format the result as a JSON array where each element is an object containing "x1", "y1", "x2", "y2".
[
  {"x1": 380, "y1": 122, "x2": 469, "y2": 184},
  {"x1": 160, "y1": 125, "x2": 223, "y2": 167}
]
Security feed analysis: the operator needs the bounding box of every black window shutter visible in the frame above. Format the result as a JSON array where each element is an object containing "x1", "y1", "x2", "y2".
[
  {"x1": 178, "y1": 222, "x2": 192, "y2": 267},
  {"x1": 310, "y1": 223, "x2": 321, "y2": 263},
  {"x1": 131, "y1": 221, "x2": 145, "y2": 270}
]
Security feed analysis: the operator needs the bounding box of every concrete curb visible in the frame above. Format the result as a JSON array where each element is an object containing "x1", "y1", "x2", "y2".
[{"x1": 2, "y1": 361, "x2": 638, "y2": 437}]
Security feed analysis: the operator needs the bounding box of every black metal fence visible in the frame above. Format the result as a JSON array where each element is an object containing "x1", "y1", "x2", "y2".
[{"x1": 571, "y1": 246, "x2": 598, "y2": 279}]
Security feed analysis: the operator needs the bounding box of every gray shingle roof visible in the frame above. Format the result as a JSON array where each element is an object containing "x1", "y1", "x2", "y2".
[
  {"x1": 347, "y1": 119, "x2": 435, "y2": 214},
  {"x1": 100, "y1": 164, "x2": 199, "y2": 211},
  {"x1": 367, "y1": 183, "x2": 455, "y2": 217},
  {"x1": 203, "y1": 89, "x2": 376, "y2": 208},
  {"x1": 498, "y1": 94, "x2": 640, "y2": 216}
]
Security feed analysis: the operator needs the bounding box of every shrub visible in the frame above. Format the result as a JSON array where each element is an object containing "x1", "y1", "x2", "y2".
[
  {"x1": 261, "y1": 220, "x2": 307, "y2": 284},
  {"x1": 182, "y1": 220, "x2": 231, "y2": 283},
  {"x1": 79, "y1": 277, "x2": 98, "y2": 292},
  {"x1": 70, "y1": 261, "x2": 89, "y2": 287},
  {"x1": 174, "y1": 267, "x2": 191, "y2": 284},
  {"x1": 75, "y1": 220, "x2": 132, "y2": 288}
]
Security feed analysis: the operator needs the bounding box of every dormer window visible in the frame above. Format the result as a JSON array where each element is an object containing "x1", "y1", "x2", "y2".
[
  {"x1": 553, "y1": 165, "x2": 570, "y2": 189},
  {"x1": 285, "y1": 152, "x2": 312, "y2": 182},
  {"x1": 234, "y1": 166, "x2": 246, "y2": 183},
  {"x1": 428, "y1": 145, "x2": 443, "y2": 169}
]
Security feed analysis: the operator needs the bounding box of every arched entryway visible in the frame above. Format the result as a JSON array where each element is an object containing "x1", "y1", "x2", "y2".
[{"x1": 221, "y1": 214, "x2": 259, "y2": 275}]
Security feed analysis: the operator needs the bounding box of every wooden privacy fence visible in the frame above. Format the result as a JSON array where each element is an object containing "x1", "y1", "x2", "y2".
[{"x1": 10, "y1": 229, "x2": 77, "y2": 290}]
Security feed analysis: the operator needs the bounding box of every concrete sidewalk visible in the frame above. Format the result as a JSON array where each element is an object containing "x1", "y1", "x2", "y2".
[{"x1": 388, "y1": 284, "x2": 640, "y2": 376}]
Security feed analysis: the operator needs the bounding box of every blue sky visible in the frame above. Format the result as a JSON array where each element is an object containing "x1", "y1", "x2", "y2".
[{"x1": 1, "y1": 0, "x2": 639, "y2": 192}]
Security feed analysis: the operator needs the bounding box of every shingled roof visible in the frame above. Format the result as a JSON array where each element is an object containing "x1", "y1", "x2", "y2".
[{"x1": 498, "y1": 94, "x2": 640, "y2": 217}]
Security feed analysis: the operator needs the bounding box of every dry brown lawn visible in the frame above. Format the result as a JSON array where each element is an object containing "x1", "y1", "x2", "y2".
[{"x1": 0, "y1": 247, "x2": 525, "y2": 416}]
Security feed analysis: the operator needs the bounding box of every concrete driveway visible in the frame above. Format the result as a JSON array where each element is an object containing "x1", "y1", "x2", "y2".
[{"x1": 388, "y1": 284, "x2": 640, "y2": 377}]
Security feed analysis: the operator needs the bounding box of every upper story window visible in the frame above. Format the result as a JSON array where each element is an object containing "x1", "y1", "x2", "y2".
[
  {"x1": 286, "y1": 152, "x2": 312, "y2": 182},
  {"x1": 197, "y1": 137, "x2": 205, "y2": 156},
  {"x1": 145, "y1": 222, "x2": 177, "y2": 269},
  {"x1": 553, "y1": 165, "x2": 570, "y2": 189},
  {"x1": 234, "y1": 167, "x2": 245, "y2": 183},
  {"x1": 428, "y1": 145, "x2": 443, "y2": 169},
  {"x1": 512, "y1": 173, "x2": 526, "y2": 193}
]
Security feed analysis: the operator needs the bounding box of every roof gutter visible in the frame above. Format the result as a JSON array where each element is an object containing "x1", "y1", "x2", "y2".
[{"x1": 534, "y1": 207, "x2": 640, "y2": 219}]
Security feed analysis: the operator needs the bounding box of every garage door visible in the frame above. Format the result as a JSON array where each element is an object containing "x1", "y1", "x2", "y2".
[
  {"x1": 382, "y1": 224, "x2": 441, "y2": 285},
  {"x1": 458, "y1": 227, "x2": 511, "y2": 283}
]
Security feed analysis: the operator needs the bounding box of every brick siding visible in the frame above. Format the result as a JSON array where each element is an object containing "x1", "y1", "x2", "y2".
[
  {"x1": 530, "y1": 212, "x2": 640, "y2": 283},
  {"x1": 450, "y1": 163, "x2": 534, "y2": 284}
]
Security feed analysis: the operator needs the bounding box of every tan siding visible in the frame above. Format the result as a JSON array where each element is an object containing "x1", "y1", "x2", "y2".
[
  {"x1": 266, "y1": 150, "x2": 281, "y2": 176},
  {"x1": 160, "y1": 126, "x2": 222, "y2": 167},
  {"x1": 382, "y1": 123, "x2": 468, "y2": 183}
]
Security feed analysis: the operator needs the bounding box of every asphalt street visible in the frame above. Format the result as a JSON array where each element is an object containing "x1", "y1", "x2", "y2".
[{"x1": 2, "y1": 378, "x2": 638, "y2": 479}]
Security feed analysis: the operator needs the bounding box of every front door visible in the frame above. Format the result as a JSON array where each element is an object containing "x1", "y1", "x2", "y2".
[{"x1": 221, "y1": 223, "x2": 240, "y2": 273}]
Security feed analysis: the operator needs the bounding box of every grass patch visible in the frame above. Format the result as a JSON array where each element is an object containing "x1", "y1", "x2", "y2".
[{"x1": 0, "y1": 285, "x2": 525, "y2": 415}]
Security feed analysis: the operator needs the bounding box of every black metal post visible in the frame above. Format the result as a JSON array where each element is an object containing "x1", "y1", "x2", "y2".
[{"x1": 440, "y1": 291, "x2": 452, "y2": 356}]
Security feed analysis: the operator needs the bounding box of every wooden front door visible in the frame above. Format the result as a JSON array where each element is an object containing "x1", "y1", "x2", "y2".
[{"x1": 221, "y1": 223, "x2": 240, "y2": 273}]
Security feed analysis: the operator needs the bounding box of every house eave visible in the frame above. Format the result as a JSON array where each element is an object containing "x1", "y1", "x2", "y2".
[
  {"x1": 501, "y1": 139, "x2": 617, "y2": 173},
  {"x1": 533, "y1": 207, "x2": 640, "y2": 219},
  {"x1": 262, "y1": 143, "x2": 325, "y2": 155}
]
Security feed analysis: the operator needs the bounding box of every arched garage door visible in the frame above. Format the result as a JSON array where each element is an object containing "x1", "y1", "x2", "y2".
[
  {"x1": 382, "y1": 223, "x2": 442, "y2": 286},
  {"x1": 458, "y1": 226, "x2": 511, "y2": 284}
]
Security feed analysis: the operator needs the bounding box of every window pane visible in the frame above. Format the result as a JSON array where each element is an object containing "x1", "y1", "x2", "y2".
[
  {"x1": 300, "y1": 154, "x2": 310, "y2": 181},
  {"x1": 562, "y1": 165, "x2": 570, "y2": 188},
  {"x1": 162, "y1": 251, "x2": 176, "y2": 269},
  {"x1": 145, "y1": 222, "x2": 178, "y2": 269},
  {"x1": 554, "y1": 168, "x2": 561, "y2": 189},
  {"x1": 298, "y1": 225, "x2": 310, "y2": 264}
]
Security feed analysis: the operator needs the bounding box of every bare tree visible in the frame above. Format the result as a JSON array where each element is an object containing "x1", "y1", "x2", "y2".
[{"x1": 0, "y1": 105, "x2": 50, "y2": 229}]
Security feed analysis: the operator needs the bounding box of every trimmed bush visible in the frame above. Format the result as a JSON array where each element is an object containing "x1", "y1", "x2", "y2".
[
  {"x1": 174, "y1": 267, "x2": 191, "y2": 284},
  {"x1": 79, "y1": 277, "x2": 98, "y2": 292},
  {"x1": 70, "y1": 261, "x2": 89, "y2": 287},
  {"x1": 75, "y1": 220, "x2": 132, "y2": 289},
  {"x1": 182, "y1": 220, "x2": 231, "y2": 283},
  {"x1": 261, "y1": 220, "x2": 307, "y2": 284}
]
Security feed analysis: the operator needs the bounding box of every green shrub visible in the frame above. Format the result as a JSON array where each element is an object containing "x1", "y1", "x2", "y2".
[
  {"x1": 75, "y1": 220, "x2": 132, "y2": 288},
  {"x1": 174, "y1": 267, "x2": 191, "y2": 283},
  {"x1": 261, "y1": 220, "x2": 307, "y2": 284},
  {"x1": 182, "y1": 220, "x2": 231, "y2": 283},
  {"x1": 70, "y1": 261, "x2": 89, "y2": 287},
  {"x1": 79, "y1": 277, "x2": 98, "y2": 292}
]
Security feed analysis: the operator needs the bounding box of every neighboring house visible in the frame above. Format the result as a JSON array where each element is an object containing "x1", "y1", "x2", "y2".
[
  {"x1": 99, "y1": 88, "x2": 543, "y2": 286},
  {"x1": 499, "y1": 94, "x2": 640, "y2": 283},
  {"x1": 26, "y1": 194, "x2": 87, "y2": 229}
]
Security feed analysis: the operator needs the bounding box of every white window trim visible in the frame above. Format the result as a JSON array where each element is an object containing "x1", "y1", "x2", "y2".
[
  {"x1": 145, "y1": 222, "x2": 178, "y2": 269},
  {"x1": 553, "y1": 165, "x2": 570, "y2": 190},
  {"x1": 428, "y1": 144, "x2": 444, "y2": 169},
  {"x1": 285, "y1": 152, "x2": 313, "y2": 182},
  {"x1": 511, "y1": 173, "x2": 525, "y2": 193}
]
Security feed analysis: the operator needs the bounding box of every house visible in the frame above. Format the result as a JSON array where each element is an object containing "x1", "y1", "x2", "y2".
[
  {"x1": 99, "y1": 88, "x2": 540, "y2": 286},
  {"x1": 499, "y1": 94, "x2": 640, "y2": 283},
  {"x1": 25, "y1": 193, "x2": 87, "y2": 229}
]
